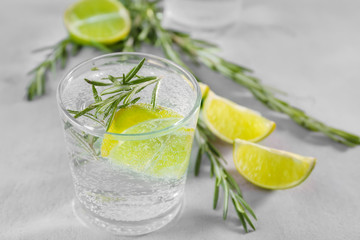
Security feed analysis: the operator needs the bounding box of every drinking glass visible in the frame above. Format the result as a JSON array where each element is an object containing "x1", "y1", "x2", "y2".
[
  {"x1": 163, "y1": 0, "x2": 243, "y2": 30},
  {"x1": 56, "y1": 52, "x2": 201, "y2": 235}
]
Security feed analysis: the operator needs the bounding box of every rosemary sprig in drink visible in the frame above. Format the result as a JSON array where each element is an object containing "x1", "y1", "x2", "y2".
[{"x1": 68, "y1": 58, "x2": 161, "y2": 130}]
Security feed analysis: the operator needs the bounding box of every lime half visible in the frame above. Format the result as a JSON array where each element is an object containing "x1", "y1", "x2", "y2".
[{"x1": 64, "y1": 0, "x2": 131, "y2": 45}]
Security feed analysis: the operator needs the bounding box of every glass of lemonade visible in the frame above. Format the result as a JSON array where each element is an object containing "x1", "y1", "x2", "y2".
[{"x1": 56, "y1": 52, "x2": 201, "y2": 235}]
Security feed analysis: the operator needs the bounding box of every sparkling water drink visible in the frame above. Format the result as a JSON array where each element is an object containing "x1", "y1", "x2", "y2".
[
  {"x1": 57, "y1": 53, "x2": 201, "y2": 235},
  {"x1": 163, "y1": 0, "x2": 242, "y2": 30}
]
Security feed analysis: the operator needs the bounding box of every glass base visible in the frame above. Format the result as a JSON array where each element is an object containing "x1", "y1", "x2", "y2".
[{"x1": 72, "y1": 198, "x2": 183, "y2": 236}]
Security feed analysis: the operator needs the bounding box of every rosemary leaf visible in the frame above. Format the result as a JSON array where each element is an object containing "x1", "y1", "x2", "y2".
[
  {"x1": 124, "y1": 58, "x2": 145, "y2": 82},
  {"x1": 243, "y1": 212, "x2": 256, "y2": 231},
  {"x1": 98, "y1": 97, "x2": 120, "y2": 117},
  {"x1": 230, "y1": 191, "x2": 245, "y2": 213},
  {"x1": 84, "y1": 78, "x2": 112, "y2": 86},
  {"x1": 151, "y1": 80, "x2": 160, "y2": 109},
  {"x1": 74, "y1": 104, "x2": 97, "y2": 118},
  {"x1": 237, "y1": 209, "x2": 248, "y2": 233},
  {"x1": 213, "y1": 180, "x2": 220, "y2": 209},
  {"x1": 101, "y1": 75, "x2": 121, "y2": 81},
  {"x1": 129, "y1": 97, "x2": 141, "y2": 105},
  {"x1": 127, "y1": 76, "x2": 158, "y2": 85},
  {"x1": 222, "y1": 179, "x2": 229, "y2": 220},
  {"x1": 100, "y1": 85, "x2": 133, "y2": 95},
  {"x1": 105, "y1": 98, "x2": 122, "y2": 131},
  {"x1": 92, "y1": 85, "x2": 102, "y2": 103},
  {"x1": 224, "y1": 171, "x2": 242, "y2": 196},
  {"x1": 194, "y1": 146, "x2": 203, "y2": 176},
  {"x1": 83, "y1": 113, "x2": 105, "y2": 127},
  {"x1": 235, "y1": 195, "x2": 257, "y2": 220},
  {"x1": 66, "y1": 109, "x2": 79, "y2": 115},
  {"x1": 122, "y1": 88, "x2": 135, "y2": 104}
]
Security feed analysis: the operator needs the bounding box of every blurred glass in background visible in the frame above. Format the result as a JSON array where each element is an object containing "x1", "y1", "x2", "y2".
[{"x1": 163, "y1": 0, "x2": 243, "y2": 31}]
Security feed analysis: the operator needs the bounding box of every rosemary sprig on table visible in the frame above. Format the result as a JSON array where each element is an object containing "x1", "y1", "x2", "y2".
[
  {"x1": 196, "y1": 119, "x2": 256, "y2": 232},
  {"x1": 27, "y1": 38, "x2": 81, "y2": 100},
  {"x1": 146, "y1": 2, "x2": 360, "y2": 147},
  {"x1": 68, "y1": 58, "x2": 161, "y2": 130},
  {"x1": 169, "y1": 33, "x2": 360, "y2": 147}
]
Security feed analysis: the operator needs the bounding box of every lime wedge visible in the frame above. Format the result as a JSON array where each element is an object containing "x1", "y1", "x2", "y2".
[
  {"x1": 202, "y1": 91, "x2": 275, "y2": 143},
  {"x1": 199, "y1": 82, "x2": 210, "y2": 99},
  {"x1": 64, "y1": 0, "x2": 131, "y2": 45},
  {"x1": 233, "y1": 139, "x2": 316, "y2": 189}
]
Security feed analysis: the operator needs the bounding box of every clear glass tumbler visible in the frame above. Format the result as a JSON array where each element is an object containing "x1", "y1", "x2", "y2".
[
  {"x1": 56, "y1": 52, "x2": 201, "y2": 235},
  {"x1": 163, "y1": 0, "x2": 243, "y2": 30}
]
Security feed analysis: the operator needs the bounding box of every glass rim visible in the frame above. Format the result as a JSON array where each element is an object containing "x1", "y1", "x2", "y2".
[{"x1": 56, "y1": 52, "x2": 201, "y2": 140}]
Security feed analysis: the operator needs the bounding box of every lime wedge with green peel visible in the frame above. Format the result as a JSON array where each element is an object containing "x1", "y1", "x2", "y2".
[
  {"x1": 233, "y1": 139, "x2": 316, "y2": 190},
  {"x1": 199, "y1": 82, "x2": 210, "y2": 99},
  {"x1": 64, "y1": 0, "x2": 131, "y2": 45},
  {"x1": 101, "y1": 104, "x2": 194, "y2": 178},
  {"x1": 201, "y1": 91, "x2": 276, "y2": 143}
]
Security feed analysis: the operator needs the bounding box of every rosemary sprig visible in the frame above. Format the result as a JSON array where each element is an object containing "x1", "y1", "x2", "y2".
[
  {"x1": 195, "y1": 119, "x2": 256, "y2": 232},
  {"x1": 27, "y1": 38, "x2": 81, "y2": 100},
  {"x1": 69, "y1": 58, "x2": 161, "y2": 131},
  {"x1": 63, "y1": 121, "x2": 100, "y2": 161},
  {"x1": 170, "y1": 33, "x2": 360, "y2": 146},
  {"x1": 139, "y1": 2, "x2": 360, "y2": 146}
]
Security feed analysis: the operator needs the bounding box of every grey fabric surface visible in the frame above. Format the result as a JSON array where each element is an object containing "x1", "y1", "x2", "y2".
[{"x1": 1, "y1": 0, "x2": 360, "y2": 239}]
